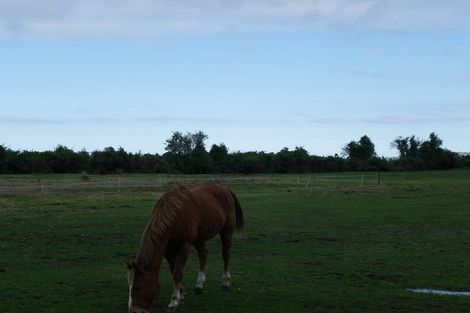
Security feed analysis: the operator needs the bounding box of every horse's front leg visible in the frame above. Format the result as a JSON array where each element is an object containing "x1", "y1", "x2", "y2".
[
  {"x1": 167, "y1": 244, "x2": 190, "y2": 313},
  {"x1": 168, "y1": 286, "x2": 183, "y2": 313}
]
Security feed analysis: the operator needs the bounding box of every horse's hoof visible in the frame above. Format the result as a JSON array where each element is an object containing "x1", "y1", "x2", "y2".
[
  {"x1": 194, "y1": 287, "x2": 204, "y2": 295},
  {"x1": 166, "y1": 306, "x2": 179, "y2": 313},
  {"x1": 222, "y1": 285, "x2": 231, "y2": 292}
]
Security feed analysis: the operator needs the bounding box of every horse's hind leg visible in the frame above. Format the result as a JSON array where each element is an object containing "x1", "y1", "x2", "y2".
[
  {"x1": 194, "y1": 242, "x2": 208, "y2": 294},
  {"x1": 220, "y1": 229, "x2": 233, "y2": 291},
  {"x1": 167, "y1": 243, "x2": 190, "y2": 313}
]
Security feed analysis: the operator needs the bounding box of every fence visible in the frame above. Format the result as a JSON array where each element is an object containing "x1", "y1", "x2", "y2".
[
  {"x1": 0, "y1": 173, "x2": 381, "y2": 194},
  {"x1": 296, "y1": 173, "x2": 380, "y2": 187}
]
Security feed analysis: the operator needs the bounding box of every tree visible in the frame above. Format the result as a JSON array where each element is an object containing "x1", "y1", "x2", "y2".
[
  {"x1": 343, "y1": 135, "x2": 376, "y2": 160},
  {"x1": 392, "y1": 137, "x2": 409, "y2": 158},
  {"x1": 0, "y1": 144, "x2": 6, "y2": 173},
  {"x1": 292, "y1": 146, "x2": 310, "y2": 172},
  {"x1": 191, "y1": 143, "x2": 212, "y2": 174},
  {"x1": 391, "y1": 132, "x2": 459, "y2": 170},
  {"x1": 275, "y1": 148, "x2": 296, "y2": 173},
  {"x1": 210, "y1": 143, "x2": 228, "y2": 163},
  {"x1": 419, "y1": 132, "x2": 443, "y2": 159},
  {"x1": 190, "y1": 131, "x2": 208, "y2": 150},
  {"x1": 418, "y1": 132, "x2": 457, "y2": 169},
  {"x1": 210, "y1": 143, "x2": 230, "y2": 173},
  {"x1": 392, "y1": 135, "x2": 421, "y2": 159},
  {"x1": 89, "y1": 146, "x2": 130, "y2": 174},
  {"x1": 409, "y1": 136, "x2": 420, "y2": 158},
  {"x1": 164, "y1": 131, "x2": 210, "y2": 173},
  {"x1": 0, "y1": 130, "x2": 467, "y2": 174},
  {"x1": 52, "y1": 145, "x2": 86, "y2": 173},
  {"x1": 231, "y1": 151, "x2": 268, "y2": 173},
  {"x1": 164, "y1": 132, "x2": 191, "y2": 172},
  {"x1": 165, "y1": 131, "x2": 193, "y2": 158}
]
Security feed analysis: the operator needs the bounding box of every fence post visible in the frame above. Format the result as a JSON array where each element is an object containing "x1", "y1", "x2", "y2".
[
  {"x1": 377, "y1": 171, "x2": 381, "y2": 185},
  {"x1": 117, "y1": 175, "x2": 121, "y2": 192},
  {"x1": 360, "y1": 175, "x2": 364, "y2": 187}
]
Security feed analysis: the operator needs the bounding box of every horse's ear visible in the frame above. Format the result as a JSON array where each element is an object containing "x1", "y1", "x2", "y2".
[{"x1": 126, "y1": 261, "x2": 133, "y2": 270}]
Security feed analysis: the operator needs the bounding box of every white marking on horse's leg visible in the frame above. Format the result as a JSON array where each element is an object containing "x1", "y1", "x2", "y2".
[
  {"x1": 222, "y1": 271, "x2": 231, "y2": 287},
  {"x1": 128, "y1": 282, "x2": 133, "y2": 311},
  {"x1": 168, "y1": 288, "x2": 182, "y2": 308},
  {"x1": 196, "y1": 271, "x2": 206, "y2": 289},
  {"x1": 180, "y1": 287, "x2": 185, "y2": 302}
]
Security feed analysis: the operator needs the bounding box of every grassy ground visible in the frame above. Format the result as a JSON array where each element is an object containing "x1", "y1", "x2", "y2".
[{"x1": 0, "y1": 170, "x2": 469, "y2": 312}]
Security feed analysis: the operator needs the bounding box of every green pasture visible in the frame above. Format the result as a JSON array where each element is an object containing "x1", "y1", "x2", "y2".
[{"x1": 0, "y1": 170, "x2": 469, "y2": 312}]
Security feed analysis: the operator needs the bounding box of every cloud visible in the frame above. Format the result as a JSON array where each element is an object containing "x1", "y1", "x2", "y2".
[
  {"x1": 357, "y1": 114, "x2": 470, "y2": 125},
  {"x1": 1, "y1": 0, "x2": 470, "y2": 38},
  {"x1": 0, "y1": 116, "x2": 119, "y2": 125},
  {"x1": 307, "y1": 114, "x2": 470, "y2": 126},
  {"x1": 0, "y1": 115, "x2": 234, "y2": 125},
  {"x1": 302, "y1": 102, "x2": 470, "y2": 126},
  {"x1": 351, "y1": 70, "x2": 387, "y2": 79},
  {"x1": 455, "y1": 73, "x2": 470, "y2": 82},
  {"x1": 137, "y1": 116, "x2": 235, "y2": 124},
  {"x1": 0, "y1": 117, "x2": 68, "y2": 125}
]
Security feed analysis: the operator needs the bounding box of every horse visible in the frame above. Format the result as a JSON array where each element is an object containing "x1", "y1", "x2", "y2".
[{"x1": 126, "y1": 182, "x2": 244, "y2": 313}]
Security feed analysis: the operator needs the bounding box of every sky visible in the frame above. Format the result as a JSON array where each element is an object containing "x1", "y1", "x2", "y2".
[{"x1": 1, "y1": 0, "x2": 470, "y2": 157}]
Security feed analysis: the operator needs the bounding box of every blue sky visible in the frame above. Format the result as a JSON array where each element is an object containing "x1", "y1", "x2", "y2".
[{"x1": 1, "y1": 1, "x2": 470, "y2": 156}]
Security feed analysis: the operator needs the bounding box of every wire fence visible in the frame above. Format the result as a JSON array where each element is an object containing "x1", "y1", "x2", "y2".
[{"x1": 0, "y1": 173, "x2": 381, "y2": 194}]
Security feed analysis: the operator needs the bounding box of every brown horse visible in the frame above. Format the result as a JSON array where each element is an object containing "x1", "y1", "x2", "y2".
[{"x1": 126, "y1": 182, "x2": 244, "y2": 313}]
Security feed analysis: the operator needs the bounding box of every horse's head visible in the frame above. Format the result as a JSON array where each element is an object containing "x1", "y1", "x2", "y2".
[{"x1": 126, "y1": 261, "x2": 160, "y2": 313}]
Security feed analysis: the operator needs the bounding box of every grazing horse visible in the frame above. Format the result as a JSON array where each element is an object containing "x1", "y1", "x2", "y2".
[{"x1": 126, "y1": 182, "x2": 244, "y2": 313}]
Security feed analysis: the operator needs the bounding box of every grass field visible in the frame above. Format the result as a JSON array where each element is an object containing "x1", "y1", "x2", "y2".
[{"x1": 1, "y1": 170, "x2": 470, "y2": 312}]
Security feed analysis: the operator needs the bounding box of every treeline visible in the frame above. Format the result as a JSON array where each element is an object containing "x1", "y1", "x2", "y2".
[{"x1": 0, "y1": 131, "x2": 468, "y2": 174}]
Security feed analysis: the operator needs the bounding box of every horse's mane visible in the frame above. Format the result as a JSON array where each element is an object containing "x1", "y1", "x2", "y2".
[{"x1": 136, "y1": 185, "x2": 192, "y2": 270}]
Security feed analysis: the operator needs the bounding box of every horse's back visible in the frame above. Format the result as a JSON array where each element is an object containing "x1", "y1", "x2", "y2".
[
  {"x1": 188, "y1": 183, "x2": 235, "y2": 242},
  {"x1": 161, "y1": 183, "x2": 236, "y2": 247}
]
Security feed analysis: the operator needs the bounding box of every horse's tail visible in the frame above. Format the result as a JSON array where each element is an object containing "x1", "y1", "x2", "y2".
[{"x1": 228, "y1": 189, "x2": 244, "y2": 232}]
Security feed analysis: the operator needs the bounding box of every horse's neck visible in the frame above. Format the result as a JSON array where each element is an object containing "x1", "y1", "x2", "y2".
[
  {"x1": 137, "y1": 200, "x2": 175, "y2": 273},
  {"x1": 136, "y1": 234, "x2": 168, "y2": 274}
]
